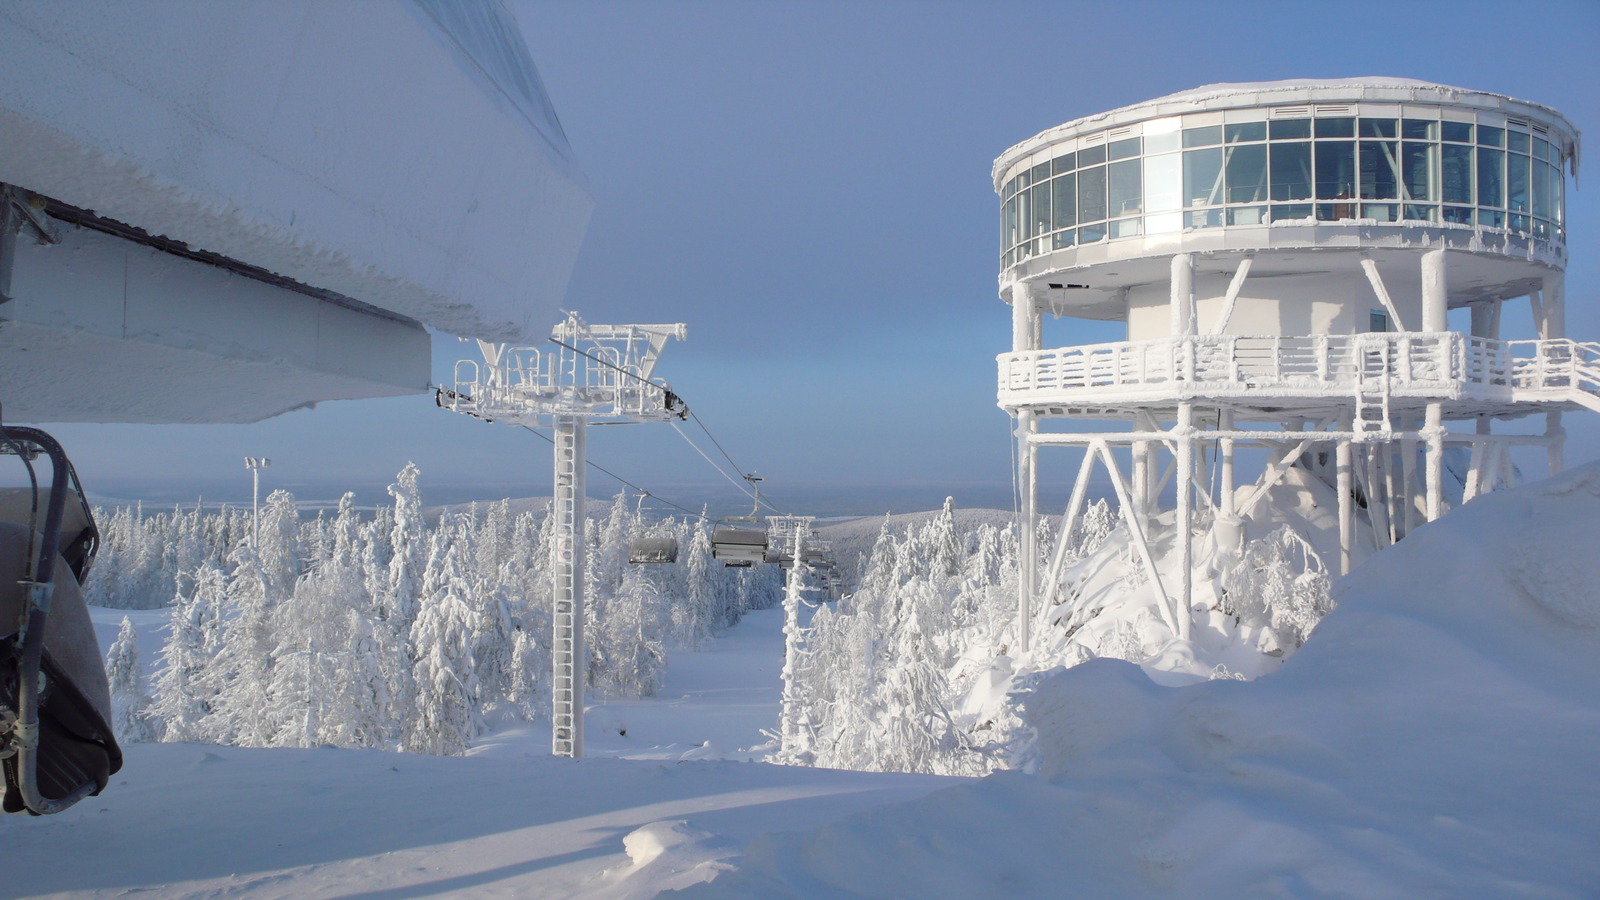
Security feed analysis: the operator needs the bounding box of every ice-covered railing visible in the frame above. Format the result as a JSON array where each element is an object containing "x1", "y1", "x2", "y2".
[
  {"x1": 998, "y1": 333, "x2": 1600, "y2": 408},
  {"x1": 443, "y1": 317, "x2": 688, "y2": 425}
]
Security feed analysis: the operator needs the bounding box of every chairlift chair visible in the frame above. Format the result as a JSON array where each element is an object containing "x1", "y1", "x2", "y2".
[
  {"x1": 628, "y1": 535, "x2": 679, "y2": 565},
  {"x1": 0, "y1": 426, "x2": 121, "y2": 815},
  {"x1": 710, "y1": 476, "x2": 769, "y2": 566}
]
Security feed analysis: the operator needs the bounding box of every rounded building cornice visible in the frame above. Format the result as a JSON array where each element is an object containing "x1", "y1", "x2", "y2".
[{"x1": 994, "y1": 78, "x2": 1581, "y2": 186}]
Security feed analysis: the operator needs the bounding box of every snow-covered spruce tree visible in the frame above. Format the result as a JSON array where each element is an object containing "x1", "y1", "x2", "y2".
[
  {"x1": 404, "y1": 533, "x2": 482, "y2": 755},
  {"x1": 678, "y1": 517, "x2": 716, "y2": 648},
  {"x1": 207, "y1": 543, "x2": 277, "y2": 746},
  {"x1": 1219, "y1": 525, "x2": 1334, "y2": 657},
  {"x1": 149, "y1": 561, "x2": 227, "y2": 742},
  {"x1": 384, "y1": 463, "x2": 425, "y2": 632},
  {"x1": 105, "y1": 616, "x2": 154, "y2": 744},
  {"x1": 257, "y1": 489, "x2": 303, "y2": 605}
]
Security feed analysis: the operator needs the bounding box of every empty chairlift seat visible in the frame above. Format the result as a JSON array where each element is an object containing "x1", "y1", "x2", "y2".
[{"x1": 712, "y1": 524, "x2": 768, "y2": 566}]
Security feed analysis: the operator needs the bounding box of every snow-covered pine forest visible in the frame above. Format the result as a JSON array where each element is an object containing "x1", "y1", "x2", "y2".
[
  {"x1": 781, "y1": 497, "x2": 1333, "y2": 776},
  {"x1": 93, "y1": 464, "x2": 779, "y2": 755}
]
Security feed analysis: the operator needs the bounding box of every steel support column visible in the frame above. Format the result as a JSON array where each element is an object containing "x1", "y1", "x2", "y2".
[{"x1": 551, "y1": 414, "x2": 587, "y2": 758}]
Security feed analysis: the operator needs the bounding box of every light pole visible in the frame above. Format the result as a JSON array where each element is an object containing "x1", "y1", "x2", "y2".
[{"x1": 244, "y1": 457, "x2": 270, "y2": 547}]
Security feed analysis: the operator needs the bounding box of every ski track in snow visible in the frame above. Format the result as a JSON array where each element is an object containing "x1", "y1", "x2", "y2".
[{"x1": 3, "y1": 604, "x2": 960, "y2": 899}]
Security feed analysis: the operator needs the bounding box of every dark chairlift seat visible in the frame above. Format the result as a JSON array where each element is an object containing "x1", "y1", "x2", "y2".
[
  {"x1": 0, "y1": 426, "x2": 121, "y2": 815},
  {"x1": 712, "y1": 524, "x2": 767, "y2": 566}
]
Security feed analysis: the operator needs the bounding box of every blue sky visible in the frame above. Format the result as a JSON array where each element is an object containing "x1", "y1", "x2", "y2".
[{"x1": 49, "y1": 0, "x2": 1600, "y2": 516}]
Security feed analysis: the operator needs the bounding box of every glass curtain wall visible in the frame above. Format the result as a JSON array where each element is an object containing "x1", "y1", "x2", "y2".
[{"x1": 1000, "y1": 111, "x2": 1566, "y2": 269}]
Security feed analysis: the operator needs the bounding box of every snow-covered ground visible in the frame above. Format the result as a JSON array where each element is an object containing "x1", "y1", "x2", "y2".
[
  {"x1": 11, "y1": 465, "x2": 1600, "y2": 898},
  {"x1": 6, "y1": 604, "x2": 958, "y2": 899}
]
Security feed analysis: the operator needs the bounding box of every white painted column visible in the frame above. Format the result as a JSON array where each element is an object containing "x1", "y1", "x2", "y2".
[
  {"x1": 1011, "y1": 282, "x2": 1041, "y2": 655},
  {"x1": 1174, "y1": 403, "x2": 1194, "y2": 640},
  {"x1": 551, "y1": 414, "x2": 587, "y2": 758},
  {"x1": 1424, "y1": 403, "x2": 1444, "y2": 522},
  {"x1": 1336, "y1": 435, "x2": 1353, "y2": 576},
  {"x1": 1170, "y1": 253, "x2": 1196, "y2": 337},
  {"x1": 1543, "y1": 271, "x2": 1566, "y2": 340},
  {"x1": 1421, "y1": 249, "x2": 1448, "y2": 333},
  {"x1": 1547, "y1": 411, "x2": 1565, "y2": 476}
]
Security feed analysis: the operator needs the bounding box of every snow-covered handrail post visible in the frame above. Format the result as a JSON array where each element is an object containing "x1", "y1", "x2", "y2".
[
  {"x1": 770, "y1": 514, "x2": 815, "y2": 759},
  {"x1": 439, "y1": 311, "x2": 686, "y2": 758}
]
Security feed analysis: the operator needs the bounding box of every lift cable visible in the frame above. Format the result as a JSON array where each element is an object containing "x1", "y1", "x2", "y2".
[
  {"x1": 516, "y1": 425, "x2": 708, "y2": 522},
  {"x1": 547, "y1": 335, "x2": 784, "y2": 515}
]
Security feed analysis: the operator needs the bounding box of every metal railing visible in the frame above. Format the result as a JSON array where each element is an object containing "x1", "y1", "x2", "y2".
[{"x1": 998, "y1": 333, "x2": 1600, "y2": 408}]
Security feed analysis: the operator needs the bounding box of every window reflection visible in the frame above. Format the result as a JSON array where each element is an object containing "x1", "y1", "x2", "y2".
[
  {"x1": 1270, "y1": 142, "x2": 1312, "y2": 200},
  {"x1": 1227, "y1": 144, "x2": 1268, "y2": 203},
  {"x1": 1360, "y1": 141, "x2": 1398, "y2": 199},
  {"x1": 1184, "y1": 147, "x2": 1224, "y2": 207}
]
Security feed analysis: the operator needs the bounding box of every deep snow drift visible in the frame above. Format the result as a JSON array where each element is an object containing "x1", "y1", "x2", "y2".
[{"x1": 678, "y1": 463, "x2": 1600, "y2": 897}]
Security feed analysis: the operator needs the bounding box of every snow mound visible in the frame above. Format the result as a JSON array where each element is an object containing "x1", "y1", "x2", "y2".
[{"x1": 675, "y1": 462, "x2": 1600, "y2": 897}]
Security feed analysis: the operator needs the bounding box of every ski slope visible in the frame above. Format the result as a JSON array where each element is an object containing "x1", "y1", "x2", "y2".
[{"x1": 3, "y1": 605, "x2": 960, "y2": 899}]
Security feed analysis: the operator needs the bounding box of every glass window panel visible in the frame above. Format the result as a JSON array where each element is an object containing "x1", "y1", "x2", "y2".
[
  {"x1": 1108, "y1": 137, "x2": 1141, "y2": 160},
  {"x1": 1271, "y1": 203, "x2": 1313, "y2": 221},
  {"x1": 1441, "y1": 121, "x2": 1473, "y2": 143},
  {"x1": 1360, "y1": 118, "x2": 1397, "y2": 138},
  {"x1": 1370, "y1": 310, "x2": 1391, "y2": 333},
  {"x1": 1360, "y1": 141, "x2": 1399, "y2": 199},
  {"x1": 1315, "y1": 117, "x2": 1355, "y2": 138},
  {"x1": 1227, "y1": 205, "x2": 1268, "y2": 226},
  {"x1": 1507, "y1": 153, "x2": 1530, "y2": 211},
  {"x1": 1017, "y1": 169, "x2": 1032, "y2": 190},
  {"x1": 1478, "y1": 208, "x2": 1504, "y2": 228},
  {"x1": 1107, "y1": 158, "x2": 1142, "y2": 216},
  {"x1": 1403, "y1": 204, "x2": 1437, "y2": 222},
  {"x1": 1144, "y1": 131, "x2": 1181, "y2": 155},
  {"x1": 1030, "y1": 162, "x2": 1050, "y2": 184},
  {"x1": 1183, "y1": 125, "x2": 1223, "y2": 148},
  {"x1": 1402, "y1": 118, "x2": 1436, "y2": 140},
  {"x1": 1184, "y1": 146, "x2": 1225, "y2": 207},
  {"x1": 1534, "y1": 219, "x2": 1551, "y2": 239},
  {"x1": 1532, "y1": 158, "x2": 1550, "y2": 220},
  {"x1": 1477, "y1": 147, "x2": 1504, "y2": 207},
  {"x1": 1078, "y1": 143, "x2": 1107, "y2": 166},
  {"x1": 1003, "y1": 196, "x2": 1017, "y2": 249},
  {"x1": 1362, "y1": 203, "x2": 1398, "y2": 222},
  {"x1": 1077, "y1": 165, "x2": 1107, "y2": 223},
  {"x1": 1269, "y1": 118, "x2": 1311, "y2": 140},
  {"x1": 1534, "y1": 138, "x2": 1550, "y2": 161},
  {"x1": 1052, "y1": 173, "x2": 1076, "y2": 230},
  {"x1": 1270, "y1": 142, "x2": 1312, "y2": 200},
  {"x1": 1552, "y1": 162, "x2": 1564, "y2": 226},
  {"x1": 1401, "y1": 141, "x2": 1435, "y2": 201},
  {"x1": 1080, "y1": 222, "x2": 1106, "y2": 243},
  {"x1": 1144, "y1": 152, "x2": 1182, "y2": 212},
  {"x1": 1003, "y1": 176, "x2": 1017, "y2": 199},
  {"x1": 1186, "y1": 208, "x2": 1224, "y2": 229},
  {"x1": 1317, "y1": 203, "x2": 1355, "y2": 221},
  {"x1": 1478, "y1": 125, "x2": 1504, "y2": 147},
  {"x1": 1053, "y1": 228, "x2": 1076, "y2": 250},
  {"x1": 1030, "y1": 182, "x2": 1052, "y2": 236},
  {"x1": 1052, "y1": 151, "x2": 1077, "y2": 174},
  {"x1": 1015, "y1": 188, "x2": 1031, "y2": 243},
  {"x1": 1315, "y1": 141, "x2": 1356, "y2": 199},
  {"x1": 1151, "y1": 212, "x2": 1179, "y2": 237},
  {"x1": 1109, "y1": 217, "x2": 1142, "y2": 238},
  {"x1": 1440, "y1": 143, "x2": 1472, "y2": 204},
  {"x1": 1509, "y1": 213, "x2": 1530, "y2": 233},
  {"x1": 1442, "y1": 206, "x2": 1473, "y2": 224},
  {"x1": 1226, "y1": 143, "x2": 1268, "y2": 203},
  {"x1": 1226, "y1": 121, "x2": 1267, "y2": 143},
  {"x1": 1507, "y1": 130, "x2": 1530, "y2": 153}
]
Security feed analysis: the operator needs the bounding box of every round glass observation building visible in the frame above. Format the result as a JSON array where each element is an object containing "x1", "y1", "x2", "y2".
[{"x1": 993, "y1": 78, "x2": 1596, "y2": 655}]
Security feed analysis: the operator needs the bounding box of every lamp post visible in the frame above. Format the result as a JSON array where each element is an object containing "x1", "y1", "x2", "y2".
[{"x1": 244, "y1": 457, "x2": 270, "y2": 547}]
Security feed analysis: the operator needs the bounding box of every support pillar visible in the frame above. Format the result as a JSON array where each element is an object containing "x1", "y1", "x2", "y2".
[
  {"x1": 1170, "y1": 253, "x2": 1196, "y2": 337},
  {"x1": 1336, "y1": 434, "x2": 1353, "y2": 576},
  {"x1": 1547, "y1": 411, "x2": 1565, "y2": 476},
  {"x1": 1174, "y1": 403, "x2": 1194, "y2": 639},
  {"x1": 1421, "y1": 249, "x2": 1448, "y2": 333},
  {"x1": 1017, "y1": 409, "x2": 1037, "y2": 654},
  {"x1": 1544, "y1": 271, "x2": 1566, "y2": 340},
  {"x1": 551, "y1": 414, "x2": 587, "y2": 758},
  {"x1": 1217, "y1": 408, "x2": 1240, "y2": 558},
  {"x1": 1424, "y1": 403, "x2": 1444, "y2": 522}
]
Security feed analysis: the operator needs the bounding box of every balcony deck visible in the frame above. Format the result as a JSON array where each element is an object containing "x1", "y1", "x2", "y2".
[{"x1": 998, "y1": 333, "x2": 1600, "y2": 420}]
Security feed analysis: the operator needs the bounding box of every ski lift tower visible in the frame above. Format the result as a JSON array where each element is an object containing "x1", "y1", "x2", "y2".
[
  {"x1": 441, "y1": 312, "x2": 687, "y2": 758},
  {"x1": 995, "y1": 79, "x2": 1596, "y2": 653}
]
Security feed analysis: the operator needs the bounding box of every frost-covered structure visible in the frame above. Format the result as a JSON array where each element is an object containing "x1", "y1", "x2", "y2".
[
  {"x1": 997, "y1": 78, "x2": 1596, "y2": 658},
  {"x1": 0, "y1": 1, "x2": 591, "y2": 422}
]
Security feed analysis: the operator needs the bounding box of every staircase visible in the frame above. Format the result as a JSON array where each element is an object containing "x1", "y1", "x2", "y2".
[{"x1": 1354, "y1": 339, "x2": 1392, "y2": 436}]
